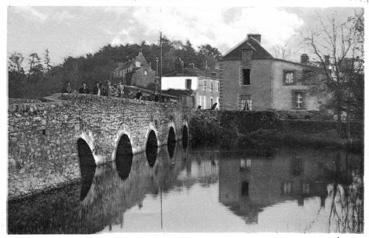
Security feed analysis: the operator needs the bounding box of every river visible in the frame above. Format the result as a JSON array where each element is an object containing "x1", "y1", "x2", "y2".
[{"x1": 8, "y1": 140, "x2": 363, "y2": 233}]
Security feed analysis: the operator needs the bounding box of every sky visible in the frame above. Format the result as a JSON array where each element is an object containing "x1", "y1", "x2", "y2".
[{"x1": 7, "y1": 6, "x2": 362, "y2": 66}]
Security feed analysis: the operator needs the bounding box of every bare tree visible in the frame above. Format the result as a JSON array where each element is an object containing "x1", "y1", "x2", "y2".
[
  {"x1": 44, "y1": 49, "x2": 52, "y2": 73},
  {"x1": 28, "y1": 52, "x2": 44, "y2": 80},
  {"x1": 304, "y1": 10, "x2": 364, "y2": 138},
  {"x1": 271, "y1": 43, "x2": 292, "y2": 60}
]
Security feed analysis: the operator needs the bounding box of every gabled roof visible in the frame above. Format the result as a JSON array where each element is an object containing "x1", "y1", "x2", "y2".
[
  {"x1": 113, "y1": 51, "x2": 151, "y2": 72},
  {"x1": 222, "y1": 37, "x2": 273, "y2": 61},
  {"x1": 135, "y1": 51, "x2": 149, "y2": 66},
  {"x1": 113, "y1": 62, "x2": 132, "y2": 72}
]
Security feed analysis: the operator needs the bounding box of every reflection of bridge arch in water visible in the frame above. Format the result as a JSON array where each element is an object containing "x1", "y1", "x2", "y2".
[
  {"x1": 77, "y1": 138, "x2": 96, "y2": 201},
  {"x1": 115, "y1": 134, "x2": 133, "y2": 181},
  {"x1": 167, "y1": 127, "x2": 176, "y2": 159},
  {"x1": 167, "y1": 126, "x2": 176, "y2": 143},
  {"x1": 146, "y1": 130, "x2": 158, "y2": 167},
  {"x1": 182, "y1": 124, "x2": 189, "y2": 149}
]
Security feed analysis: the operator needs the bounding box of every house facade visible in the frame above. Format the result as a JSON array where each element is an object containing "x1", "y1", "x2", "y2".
[
  {"x1": 161, "y1": 74, "x2": 220, "y2": 109},
  {"x1": 112, "y1": 51, "x2": 158, "y2": 90},
  {"x1": 219, "y1": 34, "x2": 326, "y2": 111}
]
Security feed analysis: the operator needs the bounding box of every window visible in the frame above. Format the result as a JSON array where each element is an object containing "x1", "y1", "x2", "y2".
[
  {"x1": 186, "y1": 79, "x2": 192, "y2": 90},
  {"x1": 210, "y1": 97, "x2": 214, "y2": 107},
  {"x1": 241, "y1": 181, "x2": 249, "y2": 196},
  {"x1": 200, "y1": 96, "x2": 206, "y2": 109},
  {"x1": 240, "y1": 95, "x2": 252, "y2": 111},
  {"x1": 203, "y1": 81, "x2": 207, "y2": 91},
  {"x1": 284, "y1": 70, "x2": 295, "y2": 85},
  {"x1": 240, "y1": 159, "x2": 251, "y2": 170},
  {"x1": 282, "y1": 181, "x2": 293, "y2": 195},
  {"x1": 293, "y1": 91, "x2": 305, "y2": 109},
  {"x1": 241, "y1": 68, "x2": 251, "y2": 85},
  {"x1": 210, "y1": 82, "x2": 214, "y2": 91},
  {"x1": 215, "y1": 82, "x2": 219, "y2": 92},
  {"x1": 302, "y1": 183, "x2": 310, "y2": 195},
  {"x1": 291, "y1": 157, "x2": 303, "y2": 176}
]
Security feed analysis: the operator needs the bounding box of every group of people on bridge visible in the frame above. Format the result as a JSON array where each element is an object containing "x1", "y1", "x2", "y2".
[{"x1": 62, "y1": 80, "x2": 169, "y2": 102}]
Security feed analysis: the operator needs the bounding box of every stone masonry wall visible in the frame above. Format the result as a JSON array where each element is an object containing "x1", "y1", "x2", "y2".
[{"x1": 8, "y1": 93, "x2": 190, "y2": 199}]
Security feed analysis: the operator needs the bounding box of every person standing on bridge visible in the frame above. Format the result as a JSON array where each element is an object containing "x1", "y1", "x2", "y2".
[
  {"x1": 79, "y1": 82, "x2": 90, "y2": 94},
  {"x1": 135, "y1": 89, "x2": 142, "y2": 101},
  {"x1": 62, "y1": 81, "x2": 73, "y2": 93},
  {"x1": 93, "y1": 81, "x2": 102, "y2": 96}
]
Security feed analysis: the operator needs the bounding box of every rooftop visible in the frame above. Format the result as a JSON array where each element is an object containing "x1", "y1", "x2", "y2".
[{"x1": 221, "y1": 34, "x2": 274, "y2": 61}]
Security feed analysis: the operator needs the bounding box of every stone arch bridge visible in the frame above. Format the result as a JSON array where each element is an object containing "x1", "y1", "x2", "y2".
[{"x1": 8, "y1": 93, "x2": 191, "y2": 199}]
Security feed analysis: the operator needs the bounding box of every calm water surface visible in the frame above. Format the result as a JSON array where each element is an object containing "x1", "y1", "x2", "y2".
[{"x1": 8, "y1": 142, "x2": 363, "y2": 233}]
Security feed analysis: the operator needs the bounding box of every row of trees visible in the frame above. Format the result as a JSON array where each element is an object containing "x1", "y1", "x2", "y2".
[{"x1": 8, "y1": 37, "x2": 222, "y2": 98}]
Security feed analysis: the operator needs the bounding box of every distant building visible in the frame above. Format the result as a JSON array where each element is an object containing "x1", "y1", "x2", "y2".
[
  {"x1": 161, "y1": 89, "x2": 194, "y2": 108},
  {"x1": 219, "y1": 34, "x2": 327, "y2": 111},
  {"x1": 162, "y1": 67, "x2": 220, "y2": 109},
  {"x1": 112, "y1": 51, "x2": 158, "y2": 91}
]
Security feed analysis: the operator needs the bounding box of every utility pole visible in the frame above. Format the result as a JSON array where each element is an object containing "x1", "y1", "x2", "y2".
[
  {"x1": 160, "y1": 32, "x2": 163, "y2": 96},
  {"x1": 155, "y1": 57, "x2": 159, "y2": 93}
]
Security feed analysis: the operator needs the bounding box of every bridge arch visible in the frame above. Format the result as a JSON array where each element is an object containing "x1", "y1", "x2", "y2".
[
  {"x1": 77, "y1": 137, "x2": 96, "y2": 201},
  {"x1": 78, "y1": 131, "x2": 98, "y2": 164},
  {"x1": 114, "y1": 133, "x2": 133, "y2": 181},
  {"x1": 167, "y1": 121, "x2": 177, "y2": 144}
]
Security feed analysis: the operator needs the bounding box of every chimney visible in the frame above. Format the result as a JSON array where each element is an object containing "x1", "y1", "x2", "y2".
[
  {"x1": 324, "y1": 55, "x2": 330, "y2": 65},
  {"x1": 300, "y1": 54, "x2": 309, "y2": 64},
  {"x1": 247, "y1": 34, "x2": 261, "y2": 43}
]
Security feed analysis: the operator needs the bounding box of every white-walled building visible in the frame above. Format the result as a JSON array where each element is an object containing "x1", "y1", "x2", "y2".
[{"x1": 162, "y1": 76, "x2": 220, "y2": 109}]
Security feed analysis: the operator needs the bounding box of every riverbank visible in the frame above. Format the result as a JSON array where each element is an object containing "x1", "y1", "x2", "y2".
[{"x1": 189, "y1": 110, "x2": 363, "y2": 153}]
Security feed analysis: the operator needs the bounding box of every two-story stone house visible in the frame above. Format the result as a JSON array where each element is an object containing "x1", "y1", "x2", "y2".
[
  {"x1": 219, "y1": 34, "x2": 326, "y2": 111},
  {"x1": 112, "y1": 51, "x2": 157, "y2": 90}
]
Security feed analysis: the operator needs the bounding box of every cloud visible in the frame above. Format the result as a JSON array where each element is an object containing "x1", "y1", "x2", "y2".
[
  {"x1": 12, "y1": 6, "x2": 48, "y2": 22},
  {"x1": 51, "y1": 10, "x2": 76, "y2": 23},
  {"x1": 8, "y1": 6, "x2": 309, "y2": 65},
  {"x1": 107, "y1": 7, "x2": 304, "y2": 54}
]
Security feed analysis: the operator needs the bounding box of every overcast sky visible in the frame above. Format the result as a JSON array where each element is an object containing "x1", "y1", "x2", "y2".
[{"x1": 7, "y1": 6, "x2": 361, "y2": 65}]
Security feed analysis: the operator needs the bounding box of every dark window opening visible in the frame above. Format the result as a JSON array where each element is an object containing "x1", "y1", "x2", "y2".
[
  {"x1": 242, "y1": 69, "x2": 251, "y2": 85},
  {"x1": 186, "y1": 79, "x2": 192, "y2": 90},
  {"x1": 291, "y1": 157, "x2": 303, "y2": 176},
  {"x1": 241, "y1": 181, "x2": 249, "y2": 196}
]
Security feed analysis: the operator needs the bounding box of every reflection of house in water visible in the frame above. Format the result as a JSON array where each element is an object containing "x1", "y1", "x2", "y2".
[
  {"x1": 177, "y1": 151, "x2": 219, "y2": 189},
  {"x1": 217, "y1": 148, "x2": 353, "y2": 224}
]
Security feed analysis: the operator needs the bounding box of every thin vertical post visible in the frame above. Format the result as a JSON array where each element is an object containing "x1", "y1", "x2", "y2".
[
  {"x1": 160, "y1": 186, "x2": 163, "y2": 230},
  {"x1": 160, "y1": 32, "x2": 163, "y2": 96}
]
